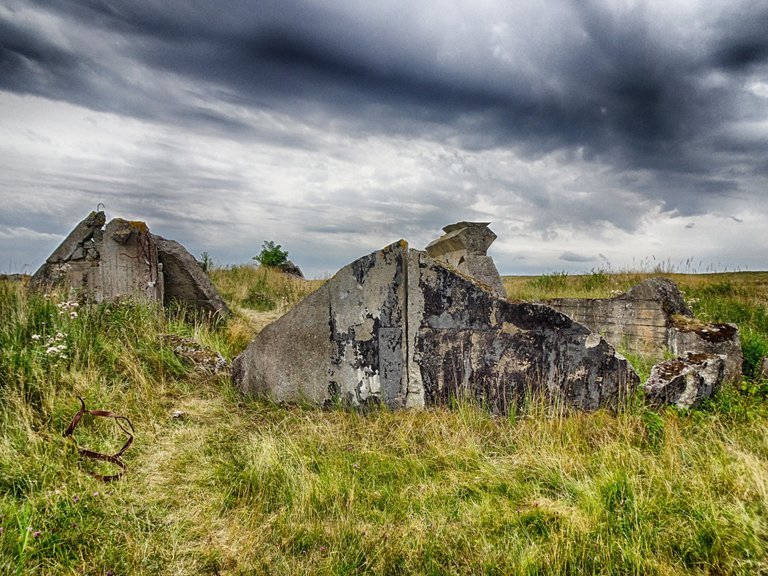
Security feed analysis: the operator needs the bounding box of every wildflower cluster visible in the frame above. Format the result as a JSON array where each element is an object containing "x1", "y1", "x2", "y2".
[
  {"x1": 31, "y1": 331, "x2": 68, "y2": 359},
  {"x1": 57, "y1": 300, "x2": 79, "y2": 319}
]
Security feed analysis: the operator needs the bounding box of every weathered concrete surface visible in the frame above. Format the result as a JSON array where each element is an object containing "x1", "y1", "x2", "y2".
[
  {"x1": 644, "y1": 353, "x2": 725, "y2": 409},
  {"x1": 425, "y1": 222, "x2": 506, "y2": 298},
  {"x1": 29, "y1": 211, "x2": 106, "y2": 292},
  {"x1": 29, "y1": 211, "x2": 228, "y2": 318},
  {"x1": 100, "y1": 218, "x2": 164, "y2": 302},
  {"x1": 624, "y1": 278, "x2": 692, "y2": 316},
  {"x1": 233, "y1": 241, "x2": 407, "y2": 408},
  {"x1": 153, "y1": 235, "x2": 230, "y2": 318},
  {"x1": 668, "y1": 319, "x2": 742, "y2": 384},
  {"x1": 233, "y1": 241, "x2": 638, "y2": 413},
  {"x1": 546, "y1": 278, "x2": 687, "y2": 356},
  {"x1": 546, "y1": 278, "x2": 742, "y2": 381}
]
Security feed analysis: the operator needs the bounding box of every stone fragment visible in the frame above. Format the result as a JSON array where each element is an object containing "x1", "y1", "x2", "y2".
[
  {"x1": 624, "y1": 277, "x2": 692, "y2": 316},
  {"x1": 668, "y1": 319, "x2": 742, "y2": 383},
  {"x1": 100, "y1": 219, "x2": 163, "y2": 302},
  {"x1": 233, "y1": 241, "x2": 407, "y2": 408},
  {"x1": 644, "y1": 353, "x2": 725, "y2": 409},
  {"x1": 233, "y1": 241, "x2": 638, "y2": 413},
  {"x1": 425, "y1": 222, "x2": 506, "y2": 298},
  {"x1": 152, "y1": 235, "x2": 231, "y2": 318}
]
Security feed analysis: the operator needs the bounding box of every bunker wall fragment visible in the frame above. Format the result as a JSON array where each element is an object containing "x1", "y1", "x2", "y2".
[
  {"x1": 233, "y1": 242, "x2": 639, "y2": 413},
  {"x1": 546, "y1": 277, "x2": 742, "y2": 381}
]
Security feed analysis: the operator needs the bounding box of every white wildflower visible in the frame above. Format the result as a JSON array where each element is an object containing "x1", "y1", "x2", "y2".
[
  {"x1": 69, "y1": 311, "x2": 78, "y2": 319},
  {"x1": 31, "y1": 334, "x2": 41, "y2": 341}
]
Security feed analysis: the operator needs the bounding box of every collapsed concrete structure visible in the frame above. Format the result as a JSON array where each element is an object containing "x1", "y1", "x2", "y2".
[
  {"x1": 644, "y1": 352, "x2": 725, "y2": 410},
  {"x1": 30, "y1": 211, "x2": 229, "y2": 318},
  {"x1": 545, "y1": 278, "x2": 742, "y2": 382},
  {"x1": 425, "y1": 222, "x2": 506, "y2": 298},
  {"x1": 233, "y1": 241, "x2": 638, "y2": 414}
]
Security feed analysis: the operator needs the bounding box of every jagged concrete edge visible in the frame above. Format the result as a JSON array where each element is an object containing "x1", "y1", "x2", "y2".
[
  {"x1": 29, "y1": 211, "x2": 106, "y2": 290},
  {"x1": 151, "y1": 234, "x2": 231, "y2": 318}
]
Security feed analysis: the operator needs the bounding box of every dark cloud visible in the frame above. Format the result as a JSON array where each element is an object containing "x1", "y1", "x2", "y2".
[{"x1": 1, "y1": 0, "x2": 767, "y2": 274}]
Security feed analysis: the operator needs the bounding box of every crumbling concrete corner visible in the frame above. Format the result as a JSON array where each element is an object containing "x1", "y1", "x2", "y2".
[{"x1": 425, "y1": 222, "x2": 506, "y2": 298}]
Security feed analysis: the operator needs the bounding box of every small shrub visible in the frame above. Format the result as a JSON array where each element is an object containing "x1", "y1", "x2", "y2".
[
  {"x1": 199, "y1": 251, "x2": 213, "y2": 273},
  {"x1": 253, "y1": 241, "x2": 289, "y2": 268}
]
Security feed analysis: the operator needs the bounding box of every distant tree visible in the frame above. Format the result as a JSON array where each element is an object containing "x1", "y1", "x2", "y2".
[{"x1": 253, "y1": 240, "x2": 289, "y2": 268}]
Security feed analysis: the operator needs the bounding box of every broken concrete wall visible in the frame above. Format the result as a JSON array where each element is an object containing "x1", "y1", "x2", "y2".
[
  {"x1": 152, "y1": 235, "x2": 231, "y2": 318},
  {"x1": 233, "y1": 241, "x2": 407, "y2": 408},
  {"x1": 425, "y1": 222, "x2": 506, "y2": 298},
  {"x1": 233, "y1": 241, "x2": 638, "y2": 413},
  {"x1": 30, "y1": 211, "x2": 228, "y2": 318},
  {"x1": 545, "y1": 278, "x2": 742, "y2": 381},
  {"x1": 668, "y1": 321, "x2": 742, "y2": 383}
]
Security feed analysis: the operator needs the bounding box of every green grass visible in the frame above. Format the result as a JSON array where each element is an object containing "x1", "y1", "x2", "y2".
[{"x1": 1, "y1": 270, "x2": 767, "y2": 574}]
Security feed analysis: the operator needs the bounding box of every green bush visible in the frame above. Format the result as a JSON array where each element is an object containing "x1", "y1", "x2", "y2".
[{"x1": 253, "y1": 241, "x2": 289, "y2": 268}]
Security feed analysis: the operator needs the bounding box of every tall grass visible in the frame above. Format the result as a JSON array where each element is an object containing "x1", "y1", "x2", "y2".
[
  {"x1": 210, "y1": 265, "x2": 322, "y2": 314},
  {"x1": 0, "y1": 270, "x2": 767, "y2": 575}
]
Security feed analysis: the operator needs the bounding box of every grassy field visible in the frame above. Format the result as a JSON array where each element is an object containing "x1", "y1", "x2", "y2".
[{"x1": 1, "y1": 267, "x2": 767, "y2": 575}]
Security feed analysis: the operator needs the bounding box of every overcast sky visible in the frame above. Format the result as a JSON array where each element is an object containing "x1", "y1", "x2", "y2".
[{"x1": 1, "y1": 0, "x2": 767, "y2": 277}]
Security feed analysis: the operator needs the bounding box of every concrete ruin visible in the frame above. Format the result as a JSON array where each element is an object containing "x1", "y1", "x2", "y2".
[
  {"x1": 425, "y1": 222, "x2": 506, "y2": 298},
  {"x1": 233, "y1": 241, "x2": 638, "y2": 414},
  {"x1": 30, "y1": 211, "x2": 229, "y2": 318},
  {"x1": 545, "y1": 278, "x2": 742, "y2": 382},
  {"x1": 644, "y1": 352, "x2": 725, "y2": 409}
]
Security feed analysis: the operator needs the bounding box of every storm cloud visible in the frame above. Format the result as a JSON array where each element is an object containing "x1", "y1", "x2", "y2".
[{"x1": 1, "y1": 0, "x2": 767, "y2": 276}]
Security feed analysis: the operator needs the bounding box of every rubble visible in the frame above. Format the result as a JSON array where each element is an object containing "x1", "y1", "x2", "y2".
[{"x1": 644, "y1": 353, "x2": 725, "y2": 409}]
